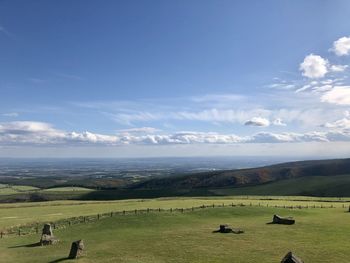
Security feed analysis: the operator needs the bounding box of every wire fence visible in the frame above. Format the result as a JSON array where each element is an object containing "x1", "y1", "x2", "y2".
[{"x1": 1, "y1": 202, "x2": 348, "y2": 239}]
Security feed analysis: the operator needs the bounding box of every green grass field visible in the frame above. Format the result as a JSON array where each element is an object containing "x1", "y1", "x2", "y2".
[
  {"x1": 1, "y1": 196, "x2": 349, "y2": 230},
  {"x1": 42, "y1": 187, "x2": 94, "y2": 192},
  {"x1": 0, "y1": 204, "x2": 349, "y2": 262},
  {"x1": 0, "y1": 184, "x2": 39, "y2": 195}
]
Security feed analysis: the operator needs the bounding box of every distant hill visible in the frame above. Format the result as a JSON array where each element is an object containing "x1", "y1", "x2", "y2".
[{"x1": 131, "y1": 158, "x2": 350, "y2": 196}]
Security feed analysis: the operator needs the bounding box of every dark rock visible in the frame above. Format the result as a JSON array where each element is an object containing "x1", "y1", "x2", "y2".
[
  {"x1": 39, "y1": 224, "x2": 58, "y2": 246},
  {"x1": 272, "y1": 215, "x2": 295, "y2": 225},
  {"x1": 42, "y1": 224, "x2": 53, "y2": 236},
  {"x1": 281, "y1": 251, "x2": 304, "y2": 263},
  {"x1": 213, "y1": 224, "x2": 244, "y2": 234},
  {"x1": 68, "y1": 240, "x2": 85, "y2": 259},
  {"x1": 40, "y1": 234, "x2": 58, "y2": 246}
]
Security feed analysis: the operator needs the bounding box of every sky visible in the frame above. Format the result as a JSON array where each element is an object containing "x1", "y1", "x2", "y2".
[{"x1": 1, "y1": 0, "x2": 350, "y2": 158}]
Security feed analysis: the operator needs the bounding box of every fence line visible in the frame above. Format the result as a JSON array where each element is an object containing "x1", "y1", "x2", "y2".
[{"x1": 0, "y1": 202, "x2": 348, "y2": 239}]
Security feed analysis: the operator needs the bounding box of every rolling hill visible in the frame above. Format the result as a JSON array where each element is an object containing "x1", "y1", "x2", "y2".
[{"x1": 131, "y1": 158, "x2": 350, "y2": 196}]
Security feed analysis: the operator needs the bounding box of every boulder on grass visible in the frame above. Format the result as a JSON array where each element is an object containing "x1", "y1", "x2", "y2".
[
  {"x1": 213, "y1": 224, "x2": 244, "y2": 234},
  {"x1": 42, "y1": 224, "x2": 53, "y2": 236},
  {"x1": 272, "y1": 215, "x2": 295, "y2": 225},
  {"x1": 40, "y1": 234, "x2": 58, "y2": 246},
  {"x1": 40, "y1": 224, "x2": 58, "y2": 246},
  {"x1": 281, "y1": 251, "x2": 304, "y2": 263},
  {"x1": 68, "y1": 240, "x2": 85, "y2": 259}
]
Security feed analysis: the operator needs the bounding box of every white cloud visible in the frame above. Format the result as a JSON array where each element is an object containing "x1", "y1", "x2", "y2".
[
  {"x1": 331, "y1": 36, "x2": 350, "y2": 56},
  {"x1": 110, "y1": 108, "x2": 273, "y2": 125},
  {"x1": 2, "y1": 112, "x2": 19, "y2": 117},
  {"x1": 321, "y1": 86, "x2": 350, "y2": 105},
  {"x1": 244, "y1": 117, "x2": 270, "y2": 127},
  {"x1": 299, "y1": 54, "x2": 328, "y2": 79},
  {"x1": 273, "y1": 118, "x2": 286, "y2": 126},
  {"x1": 2, "y1": 121, "x2": 350, "y2": 146},
  {"x1": 117, "y1": 127, "x2": 161, "y2": 134},
  {"x1": 330, "y1": 64, "x2": 348, "y2": 72},
  {"x1": 191, "y1": 94, "x2": 245, "y2": 103},
  {"x1": 323, "y1": 117, "x2": 350, "y2": 129}
]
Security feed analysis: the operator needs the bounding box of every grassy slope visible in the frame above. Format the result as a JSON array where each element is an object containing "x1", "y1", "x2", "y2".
[
  {"x1": 0, "y1": 185, "x2": 39, "y2": 195},
  {"x1": 42, "y1": 187, "x2": 94, "y2": 192},
  {"x1": 133, "y1": 158, "x2": 350, "y2": 190},
  {"x1": 1, "y1": 206, "x2": 349, "y2": 262},
  {"x1": 0, "y1": 196, "x2": 349, "y2": 230},
  {"x1": 211, "y1": 174, "x2": 350, "y2": 196}
]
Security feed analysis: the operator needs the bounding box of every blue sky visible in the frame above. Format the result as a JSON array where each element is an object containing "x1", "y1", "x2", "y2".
[{"x1": 1, "y1": 0, "x2": 350, "y2": 157}]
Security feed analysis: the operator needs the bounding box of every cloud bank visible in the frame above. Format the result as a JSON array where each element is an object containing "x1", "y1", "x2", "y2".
[{"x1": 1, "y1": 121, "x2": 350, "y2": 146}]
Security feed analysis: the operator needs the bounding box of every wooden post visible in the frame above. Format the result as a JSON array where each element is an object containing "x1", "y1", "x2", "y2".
[
  {"x1": 147, "y1": 208, "x2": 150, "y2": 213},
  {"x1": 212, "y1": 204, "x2": 215, "y2": 208},
  {"x1": 98, "y1": 214, "x2": 100, "y2": 220},
  {"x1": 18, "y1": 229, "x2": 21, "y2": 236},
  {"x1": 170, "y1": 208, "x2": 173, "y2": 213},
  {"x1": 192, "y1": 207, "x2": 194, "y2": 211},
  {"x1": 123, "y1": 210, "x2": 125, "y2": 215},
  {"x1": 1, "y1": 231, "x2": 3, "y2": 238},
  {"x1": 134, "y1": 209, "x2": 137, "y2": 214},
  {"x1": 69, "y1": 221, "x2": 71, "y2": 226},
  {"x1": 158, "y1": 208, "x2": 161, "y2": 212},
  {"x1": 181, "y1": 208, "x2": 184, "y2": 213},
  {"x1": 111, "y1": 212, "x2": 113, "y2": 217}
]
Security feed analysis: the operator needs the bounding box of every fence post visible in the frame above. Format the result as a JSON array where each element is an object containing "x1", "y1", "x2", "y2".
[
  {"x1": 158, "y1": 208, "x2": 161, "y2": 212},
  {"x1": 192, "y1": 207, "x2": 194, "y2": 211},
  {"x1": 1, "y1": 231, "x2": 3, "y2": 238},
  {"x1": 134, "y1": 209, "x2": 137, "y2": 214},
  {"x1": 69, "y1": 221, "x2": 71, "y2": 226},
  {"x1": 147, "y1": 208, "x2": 150, "y2": 213},
  {"x1": 170, "y1": 208, "x2": 173, "y2": 213},
  {"x1": 18, "y1": 229, "x2": 21, "y2": 236},
  {"x1": 123, "y1": 210, "x2": 125, "y2": 215},
  {"x1": 212, "y1": 204, "x2": 215, "y2": 208},
  {"x1": 181, "y1": 208, "x2": 184, "y2": 213},
  {"x1": 98, "y1": 214, "x2": 100, "y2": 220},
  {"x1": 111, "y1": 212, "x2": 113, "y2": 217}
]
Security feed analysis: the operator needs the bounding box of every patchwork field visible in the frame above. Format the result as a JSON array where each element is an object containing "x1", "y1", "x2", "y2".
[{"x1": 0, "y1": 196, "x2": 350, "y2": 262}]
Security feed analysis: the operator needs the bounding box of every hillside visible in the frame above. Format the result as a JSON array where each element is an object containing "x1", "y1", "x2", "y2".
[{"x1": 132, "y1": 158, "x2": 350, "y2": 191}]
